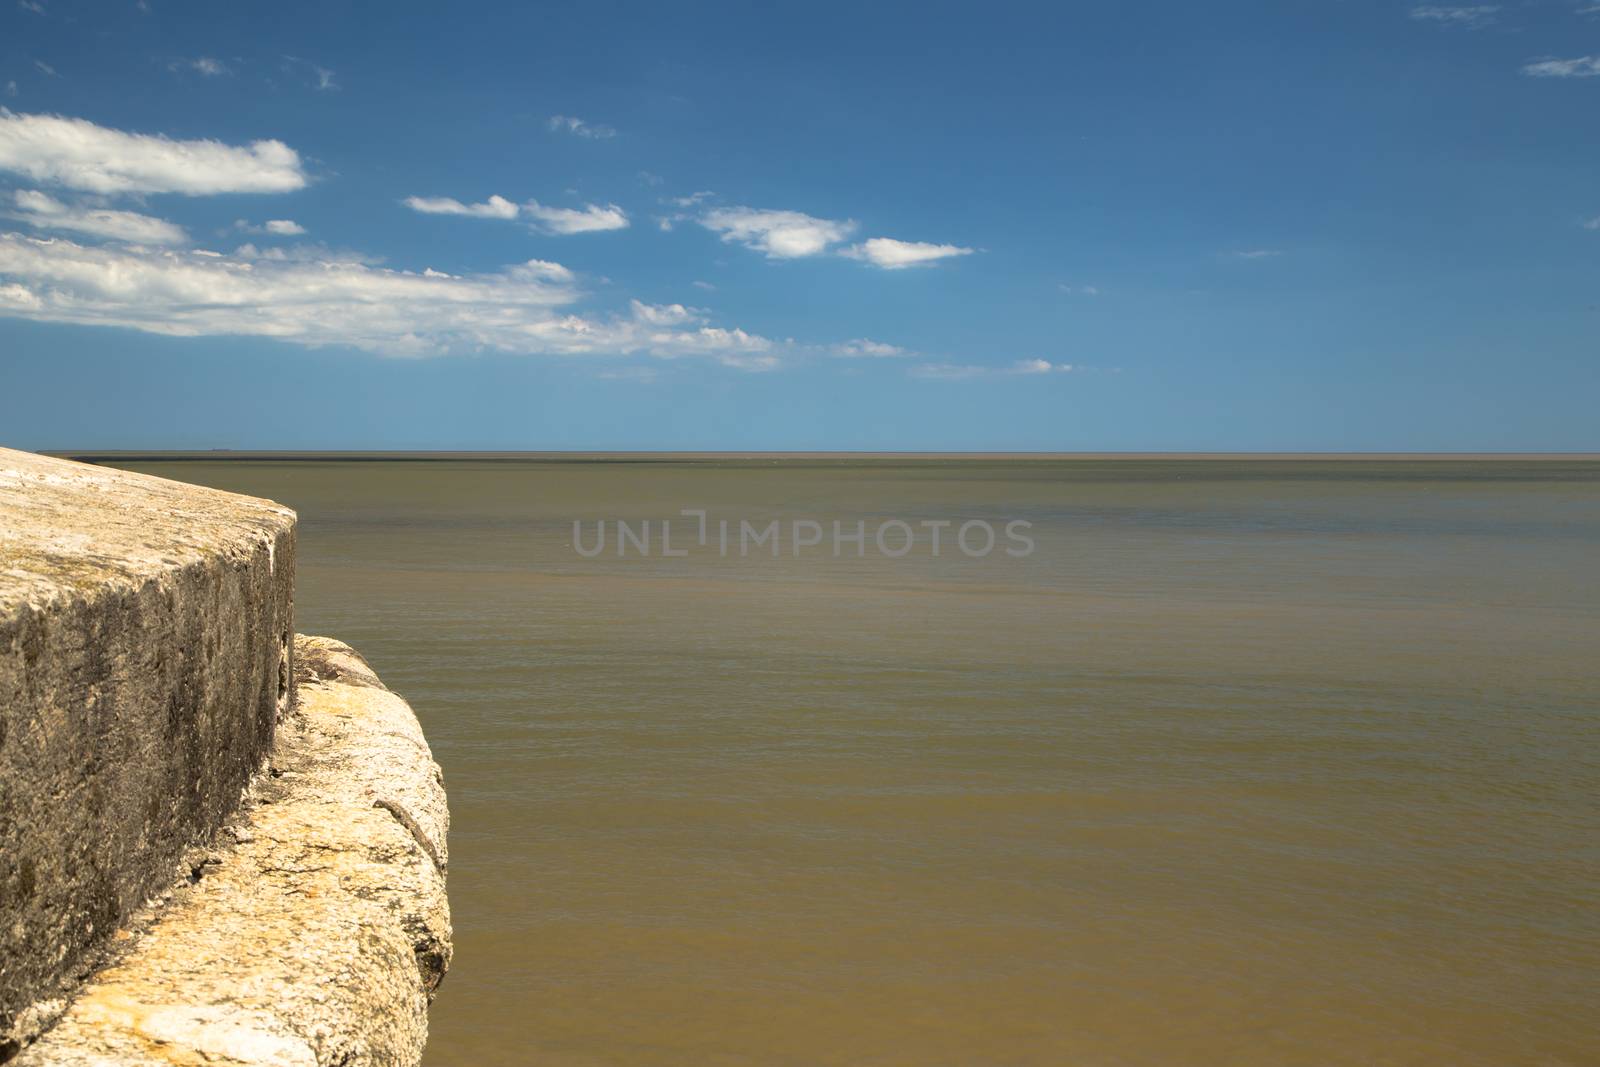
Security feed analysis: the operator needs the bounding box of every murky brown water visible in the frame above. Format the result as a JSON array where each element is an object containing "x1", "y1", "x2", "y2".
[{"x1": 108, "y1": 457, "x2": 1600, "y2": 1066}]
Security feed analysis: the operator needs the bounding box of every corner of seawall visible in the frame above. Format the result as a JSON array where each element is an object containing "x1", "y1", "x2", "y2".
[
  {"x1": 0, "y1": 448, "x2": 450, "y2": 1066},
  {"x1": 11, "y1": 634, "x2": 452, "y2": 1067}
]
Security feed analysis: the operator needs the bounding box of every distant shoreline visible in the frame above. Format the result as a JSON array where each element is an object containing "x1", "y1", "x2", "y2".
[{"x1": 47, "y1": 450, "x2": 1600, "y2": 463}]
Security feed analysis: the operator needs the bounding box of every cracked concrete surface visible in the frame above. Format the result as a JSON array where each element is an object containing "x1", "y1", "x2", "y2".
[{"x1": 14, "y1": 635, "x2": 451, "y2": 1066}]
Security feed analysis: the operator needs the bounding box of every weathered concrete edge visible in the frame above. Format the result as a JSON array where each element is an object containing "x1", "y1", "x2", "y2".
[
  {"x1": 14, "y1": 636, "x2": 452, "y2": 1067},
  {"x1": 0, "y1": 448, "x2": 298, "y2": 1051}
]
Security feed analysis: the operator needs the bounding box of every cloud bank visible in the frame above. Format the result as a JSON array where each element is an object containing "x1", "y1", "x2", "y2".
[{"x1": 0, "y1": 232, "x2": 775, "y2": 366}]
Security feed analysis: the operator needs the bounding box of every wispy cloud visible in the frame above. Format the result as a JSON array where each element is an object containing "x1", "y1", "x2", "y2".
[
  {"x1": 912, "y1": 359, "x2": 1073, "y2": 380},
  {"x1": 1227, "y1": 248, "x2": 1283, "y2": 260},
  {"x1": 0, "y1": 110, "x2": 306, "y2": 195},
  {"x1": 1522, "y1": 55, "x2": 1600, "y2": 78},
  {"x1": 282, "y1": 56, "x2": 337, "y2": 91},
  {"x1": 596, "y1": 365, "x2": 660, "y2": 383},
  {"x1": 628, "y1": 299, "x2": 696, "y2": 325},
  {"x1": 699, "y1": 206, "x2": 856, "y2": 258},
  {"x1": 656, "y1": 191, "x2": 717, "y2": 231},
  {"x1": 234, "y1": 218, "x2": 307, "y2": 236},
  {"x1": 1408, "y1": 5, "x2": 1499, "y2": 27},
  {"x1": 8, "y1": 189, "x2": 187, "y2": 244},
  {"x1": 833, "y1": 338, "x2": 909, "y2": 358},
  {"x1": 170, "y1": 57, "x2": 230, "y2": 76},
  {"x1": 548, "y1": 115, "x2": 616, "y2": 139},
  {"x1": 1060, "y1": 284, "x2": 1101, "y2": 296},
  {"x1": 0, "y1": 232, "x2": 778, "y2": 366},
  {"x1": 33, "y1": 61, "x2": 56, "y2": 78},
  {"x1": 19, "y1": 0, "x2": 45, "y2": 13},
  {"x1": 402, "y1": 193, "x2": 627, "y2": 234},
  {"x1": 624, "y1": 298, "x2": 778, "y2": 369},
  {"x1": 523, "y1": 200, "x2": 629, "y2": 235},
  {"x1": 4, "y1": 82, "x2": 16, "y2": 98},
  {"x1": 841, "y1": 237, "x2": 973, "y2": 270}
]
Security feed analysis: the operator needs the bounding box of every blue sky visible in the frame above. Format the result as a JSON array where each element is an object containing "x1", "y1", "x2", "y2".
[{"x1": 0, "y1": 0, "x2": 1597, "y2": 450}]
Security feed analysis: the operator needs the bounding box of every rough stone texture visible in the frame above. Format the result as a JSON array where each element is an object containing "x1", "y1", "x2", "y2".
[
  {"x1": 13, "y1": 635, "x2": 451, "y2": 1066},
  {"x1": 0, "y1": 448, "x2": 296, "y2": 1053}
]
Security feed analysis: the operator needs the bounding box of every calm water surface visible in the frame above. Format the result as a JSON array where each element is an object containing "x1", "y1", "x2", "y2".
[{"x1": 110, "y1": 458, "x2": 1600, "y2": 1066}]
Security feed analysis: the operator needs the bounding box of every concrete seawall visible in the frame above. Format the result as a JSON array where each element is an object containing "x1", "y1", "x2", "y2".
[{"x1": 0, "y1": 449, "x2": 449, "y2": 1064}]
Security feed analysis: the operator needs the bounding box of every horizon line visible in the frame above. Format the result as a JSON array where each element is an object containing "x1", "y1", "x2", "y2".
[{"x1": 38, "y1": 449, "x2": 1600, "y2": 462}]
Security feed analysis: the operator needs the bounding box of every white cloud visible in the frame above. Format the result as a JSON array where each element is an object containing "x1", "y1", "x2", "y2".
[
  {"x1": 912, "y1": 359, "x2": 1073, "y2": 380},
  {"x1": 403, "y1": 194, "x2": 519, "y2": 220},
  {"x1": 833, "y1": 338, "x2": 908, "y2": 358},
  {"x1": 230, "y1": 241, "x2": 380, "y2": 266},
  {"x1": 170, "y1": 57, "x2": 229, "y2": 76},
  {"x1": 616, "y1": 299, "x2": 777, "y2": 368},
  {"x1": 0, "y1": 231, "x2": 778, "y2": 367},
  {"x1": 20, "y1": 1, "x2": 46, "y2": 13},
  {"x1": 699, "y1": 206, "x2": 856, "y2": 258},
  {"x1": 403, "y1": 194, "x2": 627, "y2": 234},
  {"x1": 10, "y1": 189, "x2": 187, "y2": 244},
  {"x1": 33, "y1": 61, "x2": 56, "y2": 77},
  {"x1": 0, "y1": 110, "x2": 307, "y2": 195},
  {"x1": 1228, "y1": 248, "x2": 1283, "y2": 259},
  {"x1": 692, "y1": 280, "x2": 716, "y2": 291},
  {"x1": 1523, "y1": 56, "x2": 1600, "y2": 78},
  {"x1": 234, "y1": 218, "x2": 307, "y2": 236},
  {"x1": 695, "y1": 207, "x2": 972, "y2": 270},
  {"x1": 840, "y1": 237, "x2": 973, "y2": 270},
  {"x1": 1409, "y1": 5, "x2": 1498, "y2": 27},
  {"x1": 629, "y1": 299, "x2": 696, "y2": 325},
  {"x1": 548, "y1": 115, "x2": 616, "y2": 139},
  {"x1": 523, "y1": 199, "x2": 629, "y2": 235},
  {"x1": 4, "y1": 82, "x2": 16, "y2": 98},
  {"x1": 1060, "y1": 284, "x2": 1100, "y2": 296}
]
